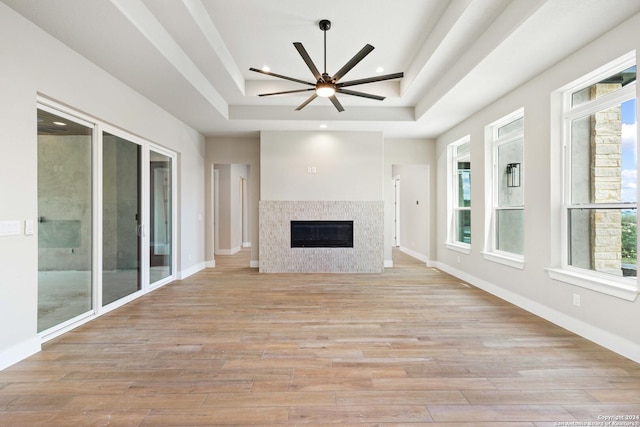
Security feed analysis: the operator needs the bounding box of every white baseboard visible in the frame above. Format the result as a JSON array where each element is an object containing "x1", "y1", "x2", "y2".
[
  {"x1": 433, "y1": 261, "x2": 640, "y2": 364},
  {"x1": 206, "y1": 260, "x2": 215, "y2": 268},
  {"x1": 250, "y1": 260, "x2": 259, "y2": 268},
  {"x1": 215, "y1": 246, "x2": 242, "y2": 256},
  {"x1": 242, "y1": 242, "x2": 251, "y2": 248},
  {"x1": 0, "y1": 337, "x2": 41, "y2": 371},
  {"x1": 178, "y1": 261, "x2": 206, "y2": 280},
  {"x1": 399, "y1": 246, "x2": 431, "y2": 265},
  {"x1": 384, "y1": 259, "x2": 393, "y2": 268}
]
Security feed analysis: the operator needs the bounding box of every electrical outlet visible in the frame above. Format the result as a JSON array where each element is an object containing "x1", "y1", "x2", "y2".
[{"x1": 572, "y1": 293, "x2": 581, "y2": 307}]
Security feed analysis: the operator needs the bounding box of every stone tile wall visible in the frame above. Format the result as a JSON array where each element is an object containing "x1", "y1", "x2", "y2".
[{"x1": 259, "y1": 201, "x2": 384, "y2": 273}]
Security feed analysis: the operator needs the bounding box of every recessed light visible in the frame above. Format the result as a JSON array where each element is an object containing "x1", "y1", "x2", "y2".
[
  {"x1": 376, "y1": 67, "x2": 384, "y2": 73},
  {"x1": 53, "y1": 121, "x2": 66, "y2": 126},
  {"x1": 319, "y1": 124, "x2": 328, "y2": 129}
]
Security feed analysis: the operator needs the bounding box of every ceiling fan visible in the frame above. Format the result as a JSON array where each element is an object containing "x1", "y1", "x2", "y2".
[{"x1": 249, "y1": 19, "x2": 403, "y2": 112}]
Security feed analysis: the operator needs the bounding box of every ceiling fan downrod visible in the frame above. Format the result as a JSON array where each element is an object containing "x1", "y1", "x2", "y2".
[{"x1": 319, "y1": 19, "x2": 331, "y2": 76}]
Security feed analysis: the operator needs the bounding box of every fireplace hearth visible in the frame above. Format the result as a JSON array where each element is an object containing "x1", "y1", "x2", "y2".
[{"x1": 291, "y1": 220, "x2": 353, "y2": 248}]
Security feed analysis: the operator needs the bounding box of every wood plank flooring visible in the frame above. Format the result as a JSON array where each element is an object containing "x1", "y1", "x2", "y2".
[{"x1": 1, "y1": 249, "x2": 640, "y2": 426}]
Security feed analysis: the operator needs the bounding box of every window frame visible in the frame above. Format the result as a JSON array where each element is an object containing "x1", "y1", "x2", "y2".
[
  {"x1": 547, "y1": 54, "x2": 638, "y2": 301},
  {"x1": 446, "y1": 136, "x2": 472, "y2": 254},
  {"x1": 483, "y1": 109, "x2": 525, "y2": 269}
]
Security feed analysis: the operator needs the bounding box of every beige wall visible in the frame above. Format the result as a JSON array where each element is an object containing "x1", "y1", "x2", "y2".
[
  {"x1": 384, "y1": 138, "x2": 436, "y2": 265},
  {"x1": 207, "y1": 133, "x2": 436, "y2": 268},
  {"x1": 260, "y1": 131, "x2": 385, "y2": 202},
  {"x1": 205, "y1": 137, "x2": 260, "y2": 266}
]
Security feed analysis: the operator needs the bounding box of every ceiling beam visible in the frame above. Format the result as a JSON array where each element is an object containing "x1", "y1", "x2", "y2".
[
  {"x1": 414, "y1": 0, "x2": 547, "y2": 121},
  {"x1": 182, "y1": 0, "x2": 245, "y2": 96},
  {"x1": 109, "y1": 0, "x2": 229, "y2": 119},
  {"x1": 400, "y1": 0, "x2": 474, "y2": 97}
]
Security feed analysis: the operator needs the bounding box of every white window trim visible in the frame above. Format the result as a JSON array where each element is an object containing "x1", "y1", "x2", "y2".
[
  {"x1": 446, "y1": 241, "x2": 472, "y2": 254},
  {"x1": 548, "y1": 53, "x2": 638, "y2": 301},
  {"x1": 483, "y1": 108, "x2": 525, "y2": 268},
  {"x1": 446, "y1": 136, "x2": 471, "y2": 253},
  {"x1": 546, "y1": 267, "x2": 637, "y2": 301},
  {"x1": 482, "y1": 250, "x2": 525, "y2": 270}
]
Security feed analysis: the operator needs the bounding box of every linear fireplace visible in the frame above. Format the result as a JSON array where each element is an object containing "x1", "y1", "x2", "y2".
[{"x1": 291, "y1": 220, "x2": 353, "y2": 248}]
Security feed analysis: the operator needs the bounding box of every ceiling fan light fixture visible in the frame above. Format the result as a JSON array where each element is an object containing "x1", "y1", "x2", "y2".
[{"x1": 316, "y1": 82, "x2": 335, "y2": 97}]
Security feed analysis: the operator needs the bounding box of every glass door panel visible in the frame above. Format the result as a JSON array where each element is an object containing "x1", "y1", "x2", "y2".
[
  {"x1": 149, "y1": 151, "x2": 172, "y2": 284},
  {"x1": 102, "y1": 132, "x2": 141, "y2": 306},
  {"x1": 37, "y1": 109, "x2": 93, "y2": 332}
]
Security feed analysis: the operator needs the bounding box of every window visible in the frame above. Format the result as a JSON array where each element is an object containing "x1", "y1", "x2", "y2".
[
  {"x1": 548, "y1": 55, "x2": 637, "y2": 300},
  {"x1": 447, "y1": 137, "x2": 471, "y2": 252},
  {"x1": 484, "y1": 110, "x2": 525, "y2": 268}
]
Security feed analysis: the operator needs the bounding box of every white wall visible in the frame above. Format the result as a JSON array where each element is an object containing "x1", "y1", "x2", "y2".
[
  {"x1": 0, "y1": 4, "x2": 205, "y2": 368},
  {"x1": 260, "y1": 131, "x2": 384, "y2": 201},
  {"x1": 435, "y1": 12, "x2": 640, "y2": 361}
]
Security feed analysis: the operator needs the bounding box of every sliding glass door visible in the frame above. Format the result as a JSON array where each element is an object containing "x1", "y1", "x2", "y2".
[
  {"x1": 37, "y1": 102, "x2": 177, "y2": 335},
  {"x1": 102, "y1": 132, "x2": 141, "y2": 306},
  {"x1": 37, "y1": 108, "x2": 93, "y2": 332}
]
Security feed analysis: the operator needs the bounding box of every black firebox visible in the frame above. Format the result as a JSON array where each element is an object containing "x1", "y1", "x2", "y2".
[{"x1": 290, "y1": 220, "x2": 353, "y2": 248}]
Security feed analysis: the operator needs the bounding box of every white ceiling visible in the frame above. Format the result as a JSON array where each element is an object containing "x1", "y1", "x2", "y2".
[{"x1": 4, "y1": 0, "x2": 640, "y2": 138}]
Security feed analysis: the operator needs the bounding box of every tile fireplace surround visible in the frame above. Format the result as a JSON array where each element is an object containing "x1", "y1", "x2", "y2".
[{"x1": 259, "y1": 201, "x2": 384, "y2": 273}]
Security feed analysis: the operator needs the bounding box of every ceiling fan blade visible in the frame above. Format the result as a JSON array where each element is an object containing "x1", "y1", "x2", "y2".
[
  {"x1": 293, "y1": 42, "x2": 322, "y2": 81},
  {"x1": 249, "y1": 67, "x2": 314, "y2": 87},
  {"x1": 258, "y1": 88, "x2": 315, "y2": 97},
  {"x1": 295, "y1": 93, "x2": 318, "y2": 111},
  {"x1": 329, "y1": 95, "x2": 345, "y2": 112},
  {"x1": 332, "y1": 44, "x2": 374, "y2": 82},
  {"x1": 337, "y1": 88, "x2": 385, "y2": 101},
  {"x1": 337, "y1": 72, "x2": 404, "y2": 88}
]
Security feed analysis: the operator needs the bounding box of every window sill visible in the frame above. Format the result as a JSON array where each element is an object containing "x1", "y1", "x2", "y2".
[
  {"x1": 482, "y1": 251, "x2": 525, "y2": 270},
  {"x1": 445, "y1": 242, "x2": 471, "y2": 255},
  {"x1": 546, "y1": 267, "x2": 638, "y2": 301}
]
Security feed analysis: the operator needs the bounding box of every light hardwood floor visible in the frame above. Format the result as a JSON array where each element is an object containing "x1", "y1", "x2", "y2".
[{"x1": 1, "y1": 249, "x2": 640, "y2": 426}]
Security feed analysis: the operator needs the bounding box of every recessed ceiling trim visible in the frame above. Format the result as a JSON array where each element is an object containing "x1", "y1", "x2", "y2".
[
  {"x1": 245, "y1": 80, "x2": 402, "y2": 98},
  {"x1": 414, "y1": 0, "x2": 546, "y2": 120},
  {"x1": 109, "y1": 0, "x2": 229, "y2": 119},
  {"x1": 230, "y1": 105, "x2": 414, "y2": 122},
  {"x1": 401, "y1": 0, "x2": 472, "y2": 96},
  {"x1": 182, "y1": 0, "x2": 245, "y2": 95}
]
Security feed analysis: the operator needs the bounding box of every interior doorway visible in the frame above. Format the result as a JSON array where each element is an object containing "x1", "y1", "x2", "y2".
[
  {"x1": 213, "y1": 168, "x2": 220, "y2": 256},
  {"x1": 393, "y1": 175, "x2": 401, "y2": 247},
  {"x1": 391, "y1": 164, "x2": 430, "y2": 263},
  {"x1": 212, "y1": 164, "x2": 250, "y2": 256},
  {"x1": 240, "y1": 176, "x2": 248, "y2": 247}
]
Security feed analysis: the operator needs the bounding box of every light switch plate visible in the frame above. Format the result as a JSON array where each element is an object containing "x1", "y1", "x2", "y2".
[
  {"x1": 25, "y1": 220, "x2": 34, "y2": 235},
  {"x1": 0, "y1": 220, "x2": 21, "y2": 237}
]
